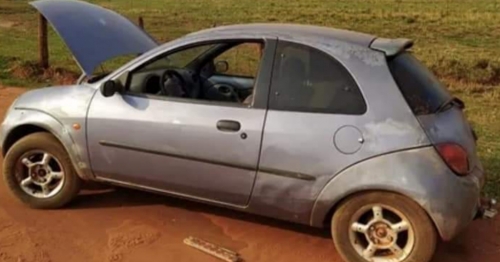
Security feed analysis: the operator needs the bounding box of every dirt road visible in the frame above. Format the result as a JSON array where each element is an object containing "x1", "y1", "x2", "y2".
[{"x1": 0, "y1": 87, "x2": 499, "y2": 262}]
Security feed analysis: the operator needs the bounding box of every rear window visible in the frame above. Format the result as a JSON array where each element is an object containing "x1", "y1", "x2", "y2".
[
  {"x1": 388, "y1": 52, "x2": 452, "y2": 115},
  {"x1": 269, "y1": 41, "x2": 367, "y2": 115}
]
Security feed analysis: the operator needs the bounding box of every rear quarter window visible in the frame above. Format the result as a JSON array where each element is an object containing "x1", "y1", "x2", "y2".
[
  {"x1": 388, "y1": 52, "x2": 452, "y2": 115},
  {"x1": 268, "y1": 41, "x2": 366, "y2": 115}
]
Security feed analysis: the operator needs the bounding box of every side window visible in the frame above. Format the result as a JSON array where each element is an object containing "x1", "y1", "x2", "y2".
[
  {"x1": 123, "y1": 41, "x2": 265, "y2": 107},
  {"x1": 126, "y1": 44, "x2": 216, "y2": 95},
  {"x1": 269, "y1": 41, "x2": 367, "y2": 115},
  {"x1": 214, "y1": 43, "x2": 263, "y2": 78}
]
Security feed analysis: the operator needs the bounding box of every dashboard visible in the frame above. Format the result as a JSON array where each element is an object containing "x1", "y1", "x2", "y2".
[{"x1": 128, "y1": 68, "x2": 254, "y2": 103}]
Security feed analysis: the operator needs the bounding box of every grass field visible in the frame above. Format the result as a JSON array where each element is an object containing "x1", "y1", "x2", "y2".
[{"x1": 0, "y1": 0, "x2": 499, "y2": 196}]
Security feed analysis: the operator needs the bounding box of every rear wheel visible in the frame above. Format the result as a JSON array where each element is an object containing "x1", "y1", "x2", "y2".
[
  {"x1": 3, "y1": 132, "x2": 82, "y2": 209},
  {"x1": 331, "y1": 192, "x2": 437, "y2": 262}
]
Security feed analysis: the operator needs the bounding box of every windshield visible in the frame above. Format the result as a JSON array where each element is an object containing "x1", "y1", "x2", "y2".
[{"x1": 388, "y1": 52, "x2": 452, "y2": 115}]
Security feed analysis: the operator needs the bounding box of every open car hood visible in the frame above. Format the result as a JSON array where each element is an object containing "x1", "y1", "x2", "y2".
[{"x1": 30, "y1": 0, "x2": 158, "y2": 76}]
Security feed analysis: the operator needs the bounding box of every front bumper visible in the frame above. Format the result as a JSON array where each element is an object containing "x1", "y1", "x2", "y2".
[
  {"x1": 0, "y1": 96, "x2": 19, "y2": 156},
  {"x1": 0, "y1": 117, "x2": 8, "y2": 155}
]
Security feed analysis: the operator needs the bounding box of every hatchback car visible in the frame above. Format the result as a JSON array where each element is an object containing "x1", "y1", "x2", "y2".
[{"x1": 1, "y1": 1, "x2": 497, "y2": 262}]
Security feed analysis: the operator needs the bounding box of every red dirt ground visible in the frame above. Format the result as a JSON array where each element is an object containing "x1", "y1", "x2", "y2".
[{"x1": 0, "y1": 86, "x2": 499, "y2": 262}]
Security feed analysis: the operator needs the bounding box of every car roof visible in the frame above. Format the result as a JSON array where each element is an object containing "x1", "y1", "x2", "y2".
[{"x1": 186, "y1": 23, "x2": 377, "y2": 47}]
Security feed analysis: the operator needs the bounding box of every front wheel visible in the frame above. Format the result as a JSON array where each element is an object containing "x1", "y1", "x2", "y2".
[
  {"x1": 331, "y1": 192, "x2": 437, "y2": 262},
  {"x1": 3, "y1": 132, "x2": 82, "y2": 209}
]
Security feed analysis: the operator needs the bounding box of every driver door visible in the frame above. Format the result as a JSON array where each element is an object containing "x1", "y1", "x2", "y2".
[{"x1": 86, "y1": 39, "x2": 276, "y2": 207}]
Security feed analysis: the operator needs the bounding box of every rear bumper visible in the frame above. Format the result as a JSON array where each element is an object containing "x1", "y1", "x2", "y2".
[{"x1": 430, "y1": 159, "x2": 500, "y2": 242}]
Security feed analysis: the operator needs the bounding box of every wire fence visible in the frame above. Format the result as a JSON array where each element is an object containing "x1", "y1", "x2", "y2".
[{"x1": 2, "y1": 0, "x2": 499, "y2": 82}]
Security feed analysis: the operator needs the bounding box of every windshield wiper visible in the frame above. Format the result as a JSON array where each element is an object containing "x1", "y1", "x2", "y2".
[{"x1": 435, "y1": 97, "x2": 465, "y2": 113}]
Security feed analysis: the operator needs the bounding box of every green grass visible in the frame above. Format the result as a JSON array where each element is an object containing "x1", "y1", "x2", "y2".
[
  {"x1": 0, "y1": 0, "x2": 499, "y2": 196},
  {"x1": 458, "y1": 87, "x2": 500, "y2": 197},
  {"x1": 2, "y1": 0, "x2": 500, "y2": 85}
]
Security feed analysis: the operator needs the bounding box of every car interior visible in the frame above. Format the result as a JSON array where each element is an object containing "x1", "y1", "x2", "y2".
[{"x1": 124, "y1": 41, "x2": 264, "y2": 106}]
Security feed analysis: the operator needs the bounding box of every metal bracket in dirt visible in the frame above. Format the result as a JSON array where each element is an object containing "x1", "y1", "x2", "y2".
[
  {"x1": 478, "y1": 198, "x2": 498, "y2": 219},
  {"x1": 483, "y1": 208, "x2": 498, "y2": 219},
  {"x1": 484, "y1": 198, "x2": 498, "y2": 219},
  {"x1": 183, "y1": 236, "x2": 241, "y2": 262}
]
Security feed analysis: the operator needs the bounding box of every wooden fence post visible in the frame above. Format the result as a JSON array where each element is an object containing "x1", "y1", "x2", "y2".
[
  {"x1": 38, "y1": 13, "x2": 49, "y2": 69},
  {"x1": 138, "y1": 16, "x2": 144, "y2": 29}
]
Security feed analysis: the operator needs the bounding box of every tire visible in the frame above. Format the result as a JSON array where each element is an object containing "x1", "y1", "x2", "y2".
[
  {"x1": 331, "y1": 191, "x2": 437, "y2": 262},
  {"x1": 3, "y1": 132, "x2": 82, "y2": 209}
]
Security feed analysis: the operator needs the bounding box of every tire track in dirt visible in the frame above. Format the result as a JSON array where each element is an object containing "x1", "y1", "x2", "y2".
[
  {"x1": 105, "y1": 220, "x2": 161, "y2": 262},
  {"x1": 0, "y1": 209, "x2": 51, "y2": 262},
  {"x1": 202, "y1": 214, "x2": 342, "y2": 262}
]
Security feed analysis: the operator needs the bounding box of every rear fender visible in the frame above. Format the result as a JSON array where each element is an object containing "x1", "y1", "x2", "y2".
[{"x1": 310, "y1": 147, "x2": 480, "y2": 241}]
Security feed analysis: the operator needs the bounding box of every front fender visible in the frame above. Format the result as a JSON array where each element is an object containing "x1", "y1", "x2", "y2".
[
  {"x1": 310, "y1": 147, "x2": 481, "y2": 241},
  {"x1": 1, "y1": 108, "x2": 94, "y2": 180}
]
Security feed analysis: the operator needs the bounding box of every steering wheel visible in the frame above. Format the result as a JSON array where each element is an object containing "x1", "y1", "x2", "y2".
[
  {"x1": 227, "y1": 86, "x2": 241, "y2": 103},
  {"x1": 160, "y1": 70, "x2": 188, "y2": 97}
]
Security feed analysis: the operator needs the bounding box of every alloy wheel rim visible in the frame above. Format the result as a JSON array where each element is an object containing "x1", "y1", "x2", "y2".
[
  {"x1": 348, "y1": 204, "x2": 415, "y2": 262},
  {"x1": 15, "y1": 150, "x2": 65, "y2": 199}
]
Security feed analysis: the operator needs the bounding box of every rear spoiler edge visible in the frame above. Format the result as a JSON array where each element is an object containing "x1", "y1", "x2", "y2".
[{"x1": 369, "y1": 37, "x2": 414, "y2": 57}]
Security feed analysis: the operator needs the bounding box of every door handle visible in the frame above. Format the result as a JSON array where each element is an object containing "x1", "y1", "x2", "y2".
[{"x1": 217, "y1": 120, "x2": 241, "y2": 132}]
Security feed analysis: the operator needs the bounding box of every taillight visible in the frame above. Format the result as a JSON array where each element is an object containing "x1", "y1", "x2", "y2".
[{"x1": 436, "y1": 143, "x2": 469, "y2": 176}]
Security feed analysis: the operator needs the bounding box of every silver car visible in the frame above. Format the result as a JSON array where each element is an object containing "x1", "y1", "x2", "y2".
[{"x1": 1, "y1": 1, "x2": 497, "y2": 262}]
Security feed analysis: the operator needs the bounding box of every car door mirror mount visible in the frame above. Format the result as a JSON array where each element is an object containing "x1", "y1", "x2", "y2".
[
  {"x1": 100, "y1": 70, "x2": 129, "y2": 97},
  {"x1": 100, "y1": 80, "x2": 120, "y2": 97}
]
